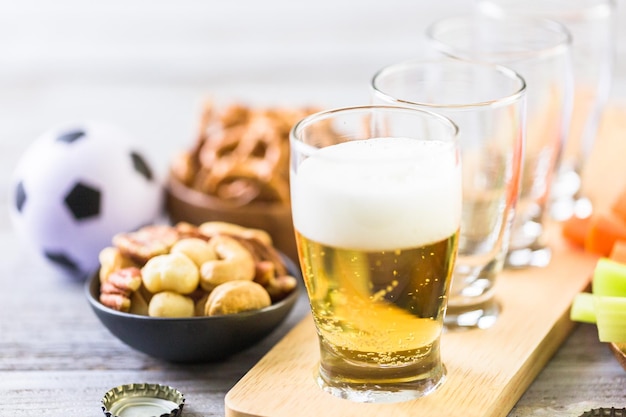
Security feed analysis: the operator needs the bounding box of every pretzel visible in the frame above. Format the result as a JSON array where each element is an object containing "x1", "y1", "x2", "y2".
[{"x1": 171, "y1": 101, "x2": 317, "y2": 206}]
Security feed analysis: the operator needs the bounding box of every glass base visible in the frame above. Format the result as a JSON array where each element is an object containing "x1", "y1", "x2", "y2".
[
  {"x1": 444, "y1": 297, "x2": 500, "y2": 331},
  {"x1": 316, "y1": 364, "x2": 446, "y2": 403},
  {"x1": 505, "y1": 244, "x2": 552, "y2": 269},
  {"x1": 550, "y1": 164, "x2": 594, "y2": 221},
  {"x1": 550, "y1": 195, "x2": 593, "y2": 222}
]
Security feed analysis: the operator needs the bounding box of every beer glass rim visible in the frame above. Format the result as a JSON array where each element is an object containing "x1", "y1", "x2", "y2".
[
  {"x1": 290, "y1": 104, "x2": 459, "y2": 156},
  {"x1": 425, "y1": 14, "x2": 572, "y2": 62},
  {"x1": 370, "y1": 58, "x2": 527, "y2": 110}
]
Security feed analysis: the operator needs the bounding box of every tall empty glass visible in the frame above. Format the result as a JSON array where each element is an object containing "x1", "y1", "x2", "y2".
[
  {"x1": 371, "y1": 59, "x2": 526, "y2": 330},
  {"x1": 427, "y1": 15, "x2": 573, "y2": 268},
  {"x1": 290, "y1": 105, "x2": 461, "y2": 402},
  {"x1": 475, "y1": 0, "x2": 615, "y2": 220}
]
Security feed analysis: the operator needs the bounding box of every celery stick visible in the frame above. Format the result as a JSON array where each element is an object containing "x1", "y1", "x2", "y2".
[
  {"x1": 570, "y1": 292, "x2": 597, "y2": 324},
  {"x1": 592, "y1": 258, "x2": 626, "y2": 296},
  {"x1": 593, "y1": 295, "x2": 626, "y2": 343}
]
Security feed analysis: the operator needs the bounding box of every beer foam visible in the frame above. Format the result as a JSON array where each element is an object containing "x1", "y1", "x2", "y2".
[{"x1": 291, "y1": 137, "x2": 461, "y2": 251}]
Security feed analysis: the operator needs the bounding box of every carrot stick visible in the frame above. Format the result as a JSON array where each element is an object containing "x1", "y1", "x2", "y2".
[
  {"x1": 562, "y1": 215, "x2": 591, "y2": 248},
  {"x1": 585, "y1": 213, "x2": 626, "y2": 256},
  {"x1": 612, "y1": 188, "x2": 626, "y2": 222},
  {"x1": 610, "y1": 240, "x2": 626, "y2": 264}
]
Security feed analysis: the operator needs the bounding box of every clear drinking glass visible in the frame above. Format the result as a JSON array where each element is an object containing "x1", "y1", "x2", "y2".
[
  {"x1": 289, "y1": 105, "x2": 461, "y2": 402},
  {"x1": 475, "y1": 0, "x2": 615, "y2": 221},
  {"x1": 371, "y1": 59, "x2": 526, "y2": 330},
  {"x1": 426, "y1": 15, "x2": 574, "y2": 268}
]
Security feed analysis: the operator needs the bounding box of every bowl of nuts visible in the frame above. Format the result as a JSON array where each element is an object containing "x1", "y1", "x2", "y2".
[
  {"x1": 85, "y1": 221, "x2": 300, "y2": 363},
  {"x1": 165, "y1": 101, "x2": 318, "y2": 263}
]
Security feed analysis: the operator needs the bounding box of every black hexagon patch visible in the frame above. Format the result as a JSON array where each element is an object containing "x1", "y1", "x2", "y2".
[
  {"x1": 64, "y1": 182, "x2": 101, "y2": 220},
  {"x1": 44, "y1": 250, "x2": 80, "y2": 272},
  {"x1": 130, "y1": 151, "x2": 153, "y2": 181},
  {"x1": 56, "y1": 129, "x2": 86, "y2": 144},
  {"x1": 15, "y1": 181, "x2": 27, "y2": 213}
]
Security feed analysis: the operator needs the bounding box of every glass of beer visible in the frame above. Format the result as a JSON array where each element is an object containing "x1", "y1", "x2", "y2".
[
  {"x1": 426, "y1": 15, "x2": 573, "y2": 269},
  {"x1": 371, "y1": 59, "x2": 526, "y2": 330},
  {"x1": 475, "y1": 0, "x2": 615, "y2": 221},
  {"x1": 289, "y1": 105, "x2": 461, "y2": 403}
]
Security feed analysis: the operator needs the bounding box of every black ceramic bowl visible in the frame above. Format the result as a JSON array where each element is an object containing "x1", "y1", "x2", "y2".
[{"x1": 86, "y1": 257, "x2": 300, "y2": 363}]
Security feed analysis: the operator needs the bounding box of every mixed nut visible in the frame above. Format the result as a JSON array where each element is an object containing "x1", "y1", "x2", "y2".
[{"x1": 98, "y1": 221, "x2": 297, "y2": 318}]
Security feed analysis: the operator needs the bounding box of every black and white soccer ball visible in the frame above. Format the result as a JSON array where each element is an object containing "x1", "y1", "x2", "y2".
[{"x1": 9, "y1": 121, "x2": 164, "y2": 280}]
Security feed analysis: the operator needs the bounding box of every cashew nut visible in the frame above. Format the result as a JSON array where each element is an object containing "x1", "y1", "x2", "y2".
[
  {"x1": 141, "y1": 252, "x2": 200, "y2": 294},
  {"x1": 194, "y1": 292, "x2": 211, "y2": 316},
  {"x1": 148, "y1": 291, "x2": 195, "y2": 318},
  {"x1": 266, "y1": 274, "x2": 298, "y2": 302},
  {"x1": 204, "y1": 281, "x2": 271, "y2": 316},
  {"x1": 253, "y1": 260, "x2": 297, "y2": 302},
  {"x1": 199, "y1": 235, "x2": 255, "y2": 291},
  {"x1": 198, "y1": 221, "x2": 273, "y2": 247},
  {"x1": 129, "y1": 290, "x2": 149, "y2": 316},
  {"x1": 170, "y1": 237, "x2": 217, "y2": 268}
]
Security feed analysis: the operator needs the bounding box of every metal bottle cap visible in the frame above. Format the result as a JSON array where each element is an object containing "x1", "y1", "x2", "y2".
[
  {"x1": 579, "y1": 408, "x2": 626, "y2": 417},
  {"x1": 101, "y1": 383, "x2": 185, "y2": 417}
]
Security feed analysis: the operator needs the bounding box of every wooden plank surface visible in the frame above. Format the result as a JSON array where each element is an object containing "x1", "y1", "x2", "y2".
[
  {"x1": 224, "y1": 226, "x2": 598, "y2": 417},
  {"x1": 1, "y1": 2, "x2": 626, "y2": 411},
  {"x1": 224, "y1": 102, "x2": 626, "y2": 417},
  {"x1": 0, "y1": 105, "x2": 625, "y2": 417}
]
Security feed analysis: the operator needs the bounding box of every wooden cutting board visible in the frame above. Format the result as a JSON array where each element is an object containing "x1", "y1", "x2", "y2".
[
  {"x1": 224, "y1": 226, "x2": 597, "y2": 417},
  {"x1": 225, "y1": 104, "x2": 626, "y2": 417}
]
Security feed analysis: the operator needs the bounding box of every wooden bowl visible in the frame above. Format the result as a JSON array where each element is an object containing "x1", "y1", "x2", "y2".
[{"x1": 165, "y1": 176, "x2": 298, "y2": 263}]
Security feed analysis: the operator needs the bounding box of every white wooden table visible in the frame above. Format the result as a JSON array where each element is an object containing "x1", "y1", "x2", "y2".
[{"x1": 1, "y1": 1, "x2": 625, "y2": 415}]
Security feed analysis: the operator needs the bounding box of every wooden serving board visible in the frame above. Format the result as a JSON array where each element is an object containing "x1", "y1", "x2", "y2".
[
  {"x1": 225, "y1": 105, "x2": 626, "y2": 417},
  {"x1": 225, "y1": 225, "x2": 598, "y2": 417}
]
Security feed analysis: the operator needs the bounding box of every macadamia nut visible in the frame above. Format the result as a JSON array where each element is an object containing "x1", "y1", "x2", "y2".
[
  {"x1": 148, "y1": 291, "x2": 195, "y2": 318},
  {"x1": 141, "y1": 252, "x2": 199, "y2": 294}
]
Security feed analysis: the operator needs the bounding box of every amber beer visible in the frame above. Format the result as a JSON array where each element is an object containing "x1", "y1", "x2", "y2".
[
  {"x1": 291, "y1": 134, "x2": 461, "y2": 401},
  {"x1": 295, "y1": 232, "x2": 458, "y2": 380}
]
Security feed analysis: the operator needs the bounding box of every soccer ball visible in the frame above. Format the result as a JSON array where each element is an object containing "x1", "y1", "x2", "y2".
[{"x1": 9, "y1": 121, "x2": 164, "y2": 280}]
